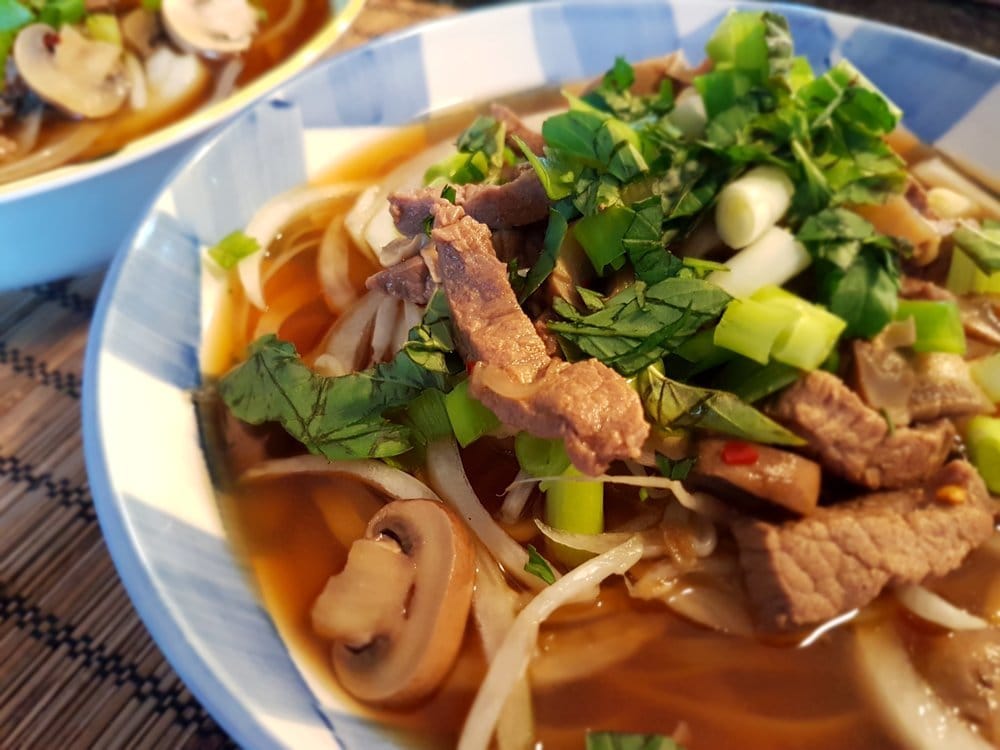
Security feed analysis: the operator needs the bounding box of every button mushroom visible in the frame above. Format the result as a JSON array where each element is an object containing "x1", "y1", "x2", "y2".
[
  {"x1": 311, "y1": 499, "x2": 475, "y2": 705},
  {"x1": 160, "y1": 0, "x2": 258, "y2": 56},
  {"x1": 14, "y1": 24, "x2": 129, "y2": 119}
]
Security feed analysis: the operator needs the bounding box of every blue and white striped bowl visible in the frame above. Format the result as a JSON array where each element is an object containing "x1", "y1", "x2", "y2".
[{"x1": 83, "y1": 2, "x2": 1000, "y2": 747}]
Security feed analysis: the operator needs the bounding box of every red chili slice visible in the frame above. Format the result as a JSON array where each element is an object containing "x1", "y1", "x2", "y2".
[{"x1": 721, "y1": 440, "x2": 759, "y2": 466}]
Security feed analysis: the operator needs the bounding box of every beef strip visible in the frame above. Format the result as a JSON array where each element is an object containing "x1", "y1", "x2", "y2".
[
  {"x1": 490, "y1": 102, "x2": 545, "y2": 156},
  {"x1": 429, "y1": 200, "x2": 648, "y2": 474},
  {"x1": 914, "y1": 629, "x2": 1000, "y2": 743},
  {"x1": 732, "y1": 460, "x2": 995, "y2": 630},
  {"x1": 365, "y1": 254, "x2": 437, "y2": 306},
  {"x1": 693, "y1": 439, "x2": 821, "y2": 516},
  {"x1": 390, "y1": 164, "x2": 550, "y2": 236},
  {"x1": 770, "y1": 370, "x2": 955, "y2": 489}
]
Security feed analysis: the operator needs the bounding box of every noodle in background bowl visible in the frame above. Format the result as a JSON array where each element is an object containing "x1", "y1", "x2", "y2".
[
  {"x1": 82, "y1": 2, "x2": 1000, "y2": 748},
  {"x1": 0, "y1": 0, "x2": 365, "y2": 292}
]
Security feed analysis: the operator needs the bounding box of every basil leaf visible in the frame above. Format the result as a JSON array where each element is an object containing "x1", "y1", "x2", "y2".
[
  {"x1": 655, "y1": 454, "x2": 696, "y2": 480},
  {"x1": 517, "y1": 205, "x2": 570, "y2": 301},
  {"x1": 219, "y1": 294, "x2": 463, "y2": 459},
  {"x1": 548, "y1": 278, "x2": 731, "y2": 377},
  {"x1": 638, "y1": 365, "x2": 805, "y2": 446}
]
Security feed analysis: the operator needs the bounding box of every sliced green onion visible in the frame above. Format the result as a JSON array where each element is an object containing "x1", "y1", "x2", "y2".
[
  {"x1": 965, "y1": 416, "x2": 1000, "y2": 494},
  {"x1": 946, "y1": 247, "x2": 1000, "y2": 296},
  {"x1": 753, "y1": 286, "x2": 846, "y2": 370},
  {"x1": 714, "y1": 298, "x2": 797, "y2": 365},
  {"x1": 444, "y1": 379, "x2": 500, "y2": 447},
  {"x1": 715, "y1": 166, "x2": 794, "y2": 250},
  {"x1": 572, "y1": 205, "x2": 633, "y2": 275},
  {"x1": 707, "y1": 226, "x2": 811, "y2": 299},
  {"x1": 894, "y1": 299, "x2": 966, "y2": 355},
  {"x1": 970, "y1": 354, "x2": 1000, "y2": 403},
  {"x1": 207, "y1": 230, "x2": 260, "y2": 270},
  {"x1": 514, "y1": 433, "x2": 570, "y2": 478},
  {"x1": 543, "y1": 465, "x2": 604, "y2": 566}
]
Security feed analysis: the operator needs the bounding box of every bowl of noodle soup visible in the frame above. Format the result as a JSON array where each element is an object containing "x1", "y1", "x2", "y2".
[
  {"x1": 0, "y1": 0, "x2": 363, "y2": 290},
  {"x1": 84, "y1": 2, "x2": 1000, "y2": 748}
]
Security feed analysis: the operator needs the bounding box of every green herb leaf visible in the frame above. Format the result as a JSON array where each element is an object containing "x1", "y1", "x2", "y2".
[
  {"x1": 655, "y1": 454, "x2": 696, "y2": 480},
  {"x1": 0, "y1": 0, "x2": 32, "y2": 33},
  {"x1": 219, "y1": 293, "x2": 463, "y2": 459},
  {"x1": 548, "y1": 278, "x2": 731, "y2": 376},
  {"x1": 797, "y1": 208, "x2": 901, "y2": 338},
  {"x1": 517, "y1": 204, "x2": 570, "y2": 301},
  {"x1": 586, "y1": 730, "x2": 686, "y2": 750},
  {"x1": 36, "y1": 0, "x2": 83, "y2": 27},
  {"x1": 425, "y1": 116, "x2": 508, "y2": 185},
  {"x1": 638, "y1": 364, "x2": 805, "y2": 446},
  {"x1": 524, "y1": 544, "x2": 556, "y2": 585},
  {"x1": 207, "y1": 230, "x2": 260, "y2": 270}
]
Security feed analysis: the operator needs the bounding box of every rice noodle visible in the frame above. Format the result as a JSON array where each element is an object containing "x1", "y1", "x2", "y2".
[
  {"x1": 241, "y1": 454, "x2": 439, "y2": 501},
  {"x1": 856, "y1": 623, "x2": 993, "y2": 750},
  {"x1": 498, "y1": 470, "x2": 534, "y2": 525},
  {"x1": 236, "y1": 183, "x2": 366, "y2": 309},
  {"x1": 534, "y1": 519, "x2": 666, "y2": 558},
  {"x1": 471, "y1": 547, "x2": 534, "y2": 750},
  {"x1": 425, "y1": 439, "x2": 552, "y2": 591},
  {"x1": 210, "y1": 58, "x2": 243, "y2": 104},
  {"x1": 0, "y1": 121, "x2": 104, "y2": 184},
  {"x1": 13, "y1": 106, "x2": 43, "y2": 154},
  {"x1": 894, "y1": 584, "x2": 990, "y2": 631},
  {"x1": 457, "y1": 537, "x2": 644, "y2": 750}
]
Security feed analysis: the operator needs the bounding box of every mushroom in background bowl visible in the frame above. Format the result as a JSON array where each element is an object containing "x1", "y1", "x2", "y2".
[{"x1": 0, "y1": 0, "x2": 363, "y2": 290}]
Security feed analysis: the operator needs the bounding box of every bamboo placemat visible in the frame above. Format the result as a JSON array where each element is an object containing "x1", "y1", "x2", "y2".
[{"x1": 0, "y1": 2, "x2": 995, "y2": 749}]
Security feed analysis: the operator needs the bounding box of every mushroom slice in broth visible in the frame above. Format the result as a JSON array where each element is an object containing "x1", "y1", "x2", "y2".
[{"x1": 161, "y1": 0, "x2": 258, "y2": 56}]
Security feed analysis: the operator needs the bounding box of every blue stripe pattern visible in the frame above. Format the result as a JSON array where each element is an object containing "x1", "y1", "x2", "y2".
[{"x1": 105, "y1": 211, "x2": 201, "y2": 390}]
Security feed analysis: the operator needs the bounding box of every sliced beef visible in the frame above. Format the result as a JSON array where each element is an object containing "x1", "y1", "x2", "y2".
[
  {"x1": 429, "y1": 201, "x2": 648, "y2": 475},
  {"x1": 732, "y1": 460, "x2": 995, "y2": 630},
  {"x1": 770, "y1": 370, "x2": 955, "y2": 489},
  {"x1": 490, "y1": 102, "x2": 545, "y2": 156},
  {"x1": 365, "y1": 254, "x2": 436, "y2": 306},
  {"x1": 390, "y1": 165, "x2": 549, "y2": 236},
  {"x1": 914, "y1": 629, "x2": 1000, "y2": 743},
  {"x1": 693, "y1": 439, "x2": 821, "y2": 516}
]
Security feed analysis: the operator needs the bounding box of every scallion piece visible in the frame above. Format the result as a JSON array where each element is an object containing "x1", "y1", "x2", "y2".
[
  {"x1": 965, "y1": 416, "x2": 1000, "y2": 494},
  {"x1": 543, "y1": 465, "x2": 604, "y2": 566},
  {"x1": 946, "y1": 247, "x2": 1000, "y2": 296},
  {"x1": 713, "y1": 298, "x2": 797, "y2": 365},
  {"x1": 444, "y1": 379, "x2": 500, "y2": 447},
  {"x1": 894, "y1": 299, "x2": 966, "y2": 355},
  {"x1": 970, "y1": 353, "x2": 1000, "y2": 404},
  {"x1": 754, "y1": 286, "x2": 846, "y2": 370},
  {"x1": 85, "y1": 13, "x2": 121, "y2": 46}
]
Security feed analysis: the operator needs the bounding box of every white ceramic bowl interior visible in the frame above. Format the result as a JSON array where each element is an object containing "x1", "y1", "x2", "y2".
[{"x1": 83, "y1": 1, "x2": 1000, "y2": 747}]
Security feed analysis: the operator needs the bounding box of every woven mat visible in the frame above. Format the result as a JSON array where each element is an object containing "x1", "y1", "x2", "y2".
[{"x1": 0, "y1": 2, "x2": 995, "y2": 749}]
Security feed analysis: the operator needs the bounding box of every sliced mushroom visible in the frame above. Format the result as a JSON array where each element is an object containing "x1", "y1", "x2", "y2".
[
  {"x1": 311, "y1": 499, "x2": 475, "y2": 705},
  {"x1": 161, "y1": 0, "x2": 257, "y2": 56},
  {"x1": 14, "y1": 24, "x2": 128, "y2": 119}
]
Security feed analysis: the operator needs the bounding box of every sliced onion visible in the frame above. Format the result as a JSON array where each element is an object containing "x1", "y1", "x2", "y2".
[
  {"x1": 313, "y1": 289, "x2": 383, "y2": 371},
  {"x1": 236, "y1": 182, "x2": 365, "y2": 309},
  {"x1": 425, "y1": 439, "x2": 552, "y2": 591},
  {"x1": 317, "y1": 215, "x2": 359, "y2": 312},
  {"x1": 457, "y1": 537, "x2": 644, "y2": 750},
  {"x1": 209, "y1": 57, "x2": 243, "y2": 104},
  {"x1": 241, "y1": 454, "x2": 439, "y2": 501},
  {"x1": 370, "y1": 294, "x2": 402, "y2": 364},
  {"x1": 124, "y1": 52, "x2": 148, "y2": 111},
  {"x1": 471, "y1": 547, "x2": 534, "y2": 750},
  {"x1": 894, "y1": 584, "x2": 990, "y2": 631},
  {"x1": 535, "y1": 519, "x2": 664, "y2": 559},
  {"x1": 498, "y1": 470, "x2": 534, "y2": 525},
  {"x1": 856, "y1": 623, "x2": 993, "y2": 750}
]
